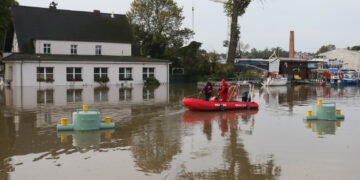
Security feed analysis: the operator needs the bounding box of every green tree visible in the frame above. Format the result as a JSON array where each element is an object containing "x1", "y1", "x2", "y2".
[
  {"x1": 177, "y1": 41, "x2": 209, "y2": 79},
  {"x1": 127, "y1": 0, "x2": 193, "y2": 58},
  {"x1": 0, "y1": 0, "x2": 18, "y2": 51},
  {"x1": 224, "y1": 0, "x2": 252, "y2": 64},
  {"x1": 350, "y1": 45, "x2": 360, "y2": 51},
  {"x1": 316, "y1": 44, "x2": 336, "y2": 54},
  {"x1": 242, "y1": 47, "x2": 289, "y2": 58}
]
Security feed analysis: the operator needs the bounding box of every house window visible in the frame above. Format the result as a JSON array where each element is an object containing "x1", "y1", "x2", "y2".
[
  {"x1": 94, "y1": 67, "x2": 108, "y2": 80},
  {"x1": 95, "y1": 45, "x2": 102, "y2": 55},
  {"x1": 71, "y1": 44, "x2": 77, "y2": 55},
  {"x1": 143, "y1": 67, "x2": 155, "y2": 79},
  {"x1": 119, "y1": 67, "x2": 132, "y2": 80},
  {"x1": 37, "y1": 67, "x2": 54, "y2": 82},
  {"x1": 67, "y1": 89, "x2": 82, "y2": 103},
  {"x1": 37, "y1": 89, "x2": 54, "y2": 104},
  {"x1": 43, "y1": 43, "x2": 51, "y2": 54},
  {"x1": 119, "y1": 88, "x2": 132, "y2": 101},
  {"x1": 66, "y1": 67, "x2": 82, "y2": 81}
]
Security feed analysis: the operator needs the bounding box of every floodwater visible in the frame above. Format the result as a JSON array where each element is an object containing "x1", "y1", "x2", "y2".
[{"x1": 0, "y1": 84, "x2": 360, "y2": 180}]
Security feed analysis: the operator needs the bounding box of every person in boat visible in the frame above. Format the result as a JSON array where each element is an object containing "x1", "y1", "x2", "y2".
[
  {"x1": 242, "y1": 91, "x2": 251, "y2": 102},
  {"x1": 325, "y1": 72, "x2": 331, "y2": 83},
  {"x1": 218, "y1": 79, "x2": 229, "y2": 102},
  {"x1": 201, "y1": 78, "x2": 213, "y2": 101}
]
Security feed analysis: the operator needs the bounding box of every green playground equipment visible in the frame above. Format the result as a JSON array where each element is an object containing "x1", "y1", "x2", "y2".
[
  {"x1": 57, "y1": 105, "x2": 115, "y2": 131},
  {"x1": 304, "y1": 100, "x2": 344, "y2": 121}
]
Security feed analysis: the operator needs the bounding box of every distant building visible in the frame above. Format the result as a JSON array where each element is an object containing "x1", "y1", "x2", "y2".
[
  {"x1": 235, "y1": 58, "x2": 310, "y2": 80},
  {"x1": 320, "y1": 49, "x2": 360, "y2": 71},
  {"x1": 2, "y1": 5, "x2": 170, "y2": 86},
  {"x1": 279, "y1": 58, "x2": 309, "y2": 80}
]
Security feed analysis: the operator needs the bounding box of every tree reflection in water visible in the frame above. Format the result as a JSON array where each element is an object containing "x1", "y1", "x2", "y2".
[
  {"x1": 130, "y1": 105, "x2": 182, "y2": 173},
  {"x1": 181, "y1": 110, "x2": 281, "y2": 179},
  {"x1": 0, "y1": 106, "x2": 15, "y2": 180}
]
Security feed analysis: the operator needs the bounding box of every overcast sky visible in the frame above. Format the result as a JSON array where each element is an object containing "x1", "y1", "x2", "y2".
[{"x1": 17, "y1": 0, "x2": 360, "y2": 53}]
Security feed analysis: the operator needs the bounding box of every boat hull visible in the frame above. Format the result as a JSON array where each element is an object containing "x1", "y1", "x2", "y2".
[
  {"x1": 343, "y1": 79, "x2": 358, "y2": 85},
  {"x1": 262, "y1": 78, "x2": 288, "y2": 86},
  {"x1": 182, "y1": 98, "x2": 259, "y2": 111}
]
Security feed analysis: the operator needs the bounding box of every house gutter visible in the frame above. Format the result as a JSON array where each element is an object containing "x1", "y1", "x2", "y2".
[
  {"x1": 20, "y1": 60, "x2": 23, "y2": 107},
  {"x1": 20, "y1": 60, "x2": 23, "y2": 86}
]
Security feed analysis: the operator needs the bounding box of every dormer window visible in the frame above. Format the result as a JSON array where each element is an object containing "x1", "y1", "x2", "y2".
[
  {"x1": 43, "y1": 43, "x2": 51, "y2": 54},
  {"x1": 95, "y1": 45, "x2": 102, "y2": 55},
  {"x1": 71, "y1": 44, "x2": 77, "y2": 55}
]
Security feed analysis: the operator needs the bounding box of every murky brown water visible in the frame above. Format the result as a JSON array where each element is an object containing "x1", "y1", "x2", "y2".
[{"x1": 1, "y1": 84, "x2": 360, "y2": 180}]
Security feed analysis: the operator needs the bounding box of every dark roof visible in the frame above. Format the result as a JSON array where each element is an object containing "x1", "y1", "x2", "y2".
[
  {"x1": 3, "y1": 53, "x2": 171, "y2": 63},
  {"x1": 11, "y1": 5, "x2": 134, "y2": 53}
]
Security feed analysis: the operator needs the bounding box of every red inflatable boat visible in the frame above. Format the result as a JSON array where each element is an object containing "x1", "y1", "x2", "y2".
[{"x1": 182, "y1": 98, "x2": 259, "y2": 111}]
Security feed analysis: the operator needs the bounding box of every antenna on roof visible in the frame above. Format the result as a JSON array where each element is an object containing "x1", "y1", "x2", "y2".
[
  {"x1": 192, "y1": 0, "x2": 195, "y2": 32},
  {"x1": 49, "y1": 1, "x2": 58, "y2": 9}
]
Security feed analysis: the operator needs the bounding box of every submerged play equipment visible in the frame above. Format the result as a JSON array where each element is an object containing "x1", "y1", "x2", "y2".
[
  {"x1": 304, "y1": 100, "x2": 344, "y2": 120},
  {"x1": 57, "y1": 105, "x2": 115, "y2": 131}
]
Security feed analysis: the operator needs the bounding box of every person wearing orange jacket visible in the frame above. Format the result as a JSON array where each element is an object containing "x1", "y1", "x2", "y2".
[{"x1": 218, "y1": 79, "x2": 229, "y2": 102}]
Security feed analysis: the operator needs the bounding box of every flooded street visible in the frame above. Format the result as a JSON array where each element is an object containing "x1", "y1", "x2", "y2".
[{"x1": 1, "y1": 84, "x2": 360, "y2": 180}]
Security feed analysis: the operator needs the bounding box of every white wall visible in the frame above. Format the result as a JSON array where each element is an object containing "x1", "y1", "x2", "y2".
[
  {"x1": 34, "y1": 40, "x2": 132, "y2": 56},
  {"x1": 6, "y1": 60, "x2": 169, "y2": 86},
  {"x1": 321, "y1": 49, "x2": 360, "y2": 71}
]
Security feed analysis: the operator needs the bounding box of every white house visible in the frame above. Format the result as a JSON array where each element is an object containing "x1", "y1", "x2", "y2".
[
  {"x1": 320, "y1": 49, "x2": 360, "y2": 71},
  {"x1": 2, "y1": 5, "x2": 171, "y2": 86}
]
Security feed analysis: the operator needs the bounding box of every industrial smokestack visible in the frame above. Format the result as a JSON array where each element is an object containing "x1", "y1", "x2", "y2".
[{"x1": 289, "y1": 31, "x2": 295, "y2": 58}]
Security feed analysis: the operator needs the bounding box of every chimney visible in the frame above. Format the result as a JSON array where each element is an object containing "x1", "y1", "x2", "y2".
[{"x1": 289, "y1": 31, "x2": 295, "y2": 58}]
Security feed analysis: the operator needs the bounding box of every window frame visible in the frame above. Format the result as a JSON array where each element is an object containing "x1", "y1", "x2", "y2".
[
  {"x1": 43, "y1": 43, "x2": 51, "y2": 54},
  {"x1": 119, "y1": 67, "x2": 133, "y2": 81},
  {"x1": 37, "y1": 67, "x2": 54, "y2": 82},
  {"x1": 66, "y1": 67, "x2": 82, "y2": 81},
  {"x1": 95, "y1": 45, "x2": 102, "y2": 55},
  {"x1": 71, "y1": 44, "x2": 78, "y2": 55},
  {"x1": 142, "y1": 67, "x2": 155, "y2": 80},
  {"x1": 94, "y1": 67, "x2": 108, "y2": 80}
]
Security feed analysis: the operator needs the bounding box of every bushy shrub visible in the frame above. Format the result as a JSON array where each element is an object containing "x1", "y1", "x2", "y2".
[
  {"x1": 94, "y1": 76, "x2": 109, "y2": 86},
  {"x1": 144, "y1": 77, "x2": 160, "y2": 87}
]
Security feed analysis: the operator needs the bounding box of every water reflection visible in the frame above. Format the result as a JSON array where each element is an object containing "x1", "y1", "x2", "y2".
[
  {"x1": 94, "y1": 87, "x2": 109, "y2": 102},
  {"x1": 181, "y1": 110, "x2": 281, "y2": 179},
  {"x1": 37, "y1": 89, "x2": 54, "y2": 104},
  {"x1": 129, "y1": 104, "x2": 182, "y2": 173},
  {"x1": 66, "y1": 89, "x2": 82, "y2": 103},
  {"x1": 57, "y1": 130, "x2": 114, "y2": 152},
  {"x1": 303, "y1": 119, "x2": 344, "y2": 137},
  {"x1": 1, "y1": 84, "x2": 360, "y2": 179},
  {"x1": 119, "y1": 87, "x2": 132, "y2": 102},
  {"x1": 183, "y1": 110, "x2": 259, "y2": 138},
  {"x1": 260, "y1": 85, "x2": 360, "y2": 111},
  {"x1": 0, "y1": 84, "x2": 171, "y2": 179},
  {"x1": 2, "y1": 85, "x2": 169, "y2": 108}
]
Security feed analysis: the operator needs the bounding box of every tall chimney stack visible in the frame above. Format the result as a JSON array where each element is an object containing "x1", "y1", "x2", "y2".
[{"x1": 289, "y1": 31, "x2": 295, "y2": 58}]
